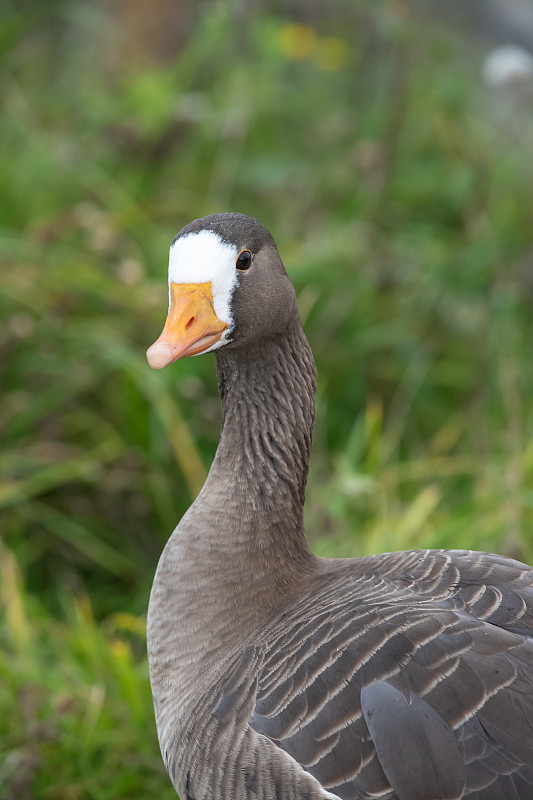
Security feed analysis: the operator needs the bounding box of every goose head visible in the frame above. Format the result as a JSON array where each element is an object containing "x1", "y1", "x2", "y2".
[{"x1": 146, "y1": 213, "x2": 297, "y2": 369}]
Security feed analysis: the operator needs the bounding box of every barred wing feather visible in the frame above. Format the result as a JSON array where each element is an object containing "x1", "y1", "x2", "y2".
[{"x1": 247, "y1": 550, "x2": 533, "y2": 800}]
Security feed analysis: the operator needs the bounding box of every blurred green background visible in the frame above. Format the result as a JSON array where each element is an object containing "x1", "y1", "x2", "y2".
[{"x1": 1, "y1": 0, "x2": 533, "y2": 797}]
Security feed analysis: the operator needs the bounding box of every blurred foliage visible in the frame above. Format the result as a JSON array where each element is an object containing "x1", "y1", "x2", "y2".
[{"x1": 1, "y1": 0, "x2": 533, "y2": 796}]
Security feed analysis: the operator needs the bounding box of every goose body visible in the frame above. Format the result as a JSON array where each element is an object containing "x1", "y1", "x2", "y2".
[{"x1": 146, "y1": 213, "x2": 533, "y2": 800}]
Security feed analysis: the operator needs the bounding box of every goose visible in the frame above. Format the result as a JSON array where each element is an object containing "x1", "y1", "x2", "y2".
[{"x1": 146, "y1": 212, "x2": 533, "y2": 800}]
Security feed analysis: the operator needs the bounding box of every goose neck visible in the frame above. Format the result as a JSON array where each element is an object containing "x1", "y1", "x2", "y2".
[{"x1": 212, "y1": 320, "x2": 317, "y2": 518}]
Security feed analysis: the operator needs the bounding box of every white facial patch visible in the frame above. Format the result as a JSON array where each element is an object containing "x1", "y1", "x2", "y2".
[{"x1": 168, "y1": 230, "x2": 239, "y2": 352}]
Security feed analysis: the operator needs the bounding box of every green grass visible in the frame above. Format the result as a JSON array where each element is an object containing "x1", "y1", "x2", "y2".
[
  {"x1": 0, "y1": 547, "x2": 173, "y2": 799},
  {"x1": 1, "y1": 1, "x2": 533, "y2": 796}
]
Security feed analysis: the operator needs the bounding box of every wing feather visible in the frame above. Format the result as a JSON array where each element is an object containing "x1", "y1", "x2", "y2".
[{"x1": 247, "y1": 550, "x2": 533, "y2": 799}]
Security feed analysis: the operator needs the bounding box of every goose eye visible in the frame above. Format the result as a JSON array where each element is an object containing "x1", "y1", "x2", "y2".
[{"x1": 236, "y1": 249, "x2": 252, "y2": 271}]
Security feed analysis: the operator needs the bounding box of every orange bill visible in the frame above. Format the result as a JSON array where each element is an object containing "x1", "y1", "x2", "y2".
[{"x1": 146, "y1": 282, "x2": 228, "y2": 369}]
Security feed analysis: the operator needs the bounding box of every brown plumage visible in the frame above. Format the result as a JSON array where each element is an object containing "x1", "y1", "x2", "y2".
[{"x1": 146, "y1": 213, "x2": 533, "y2": 800}]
